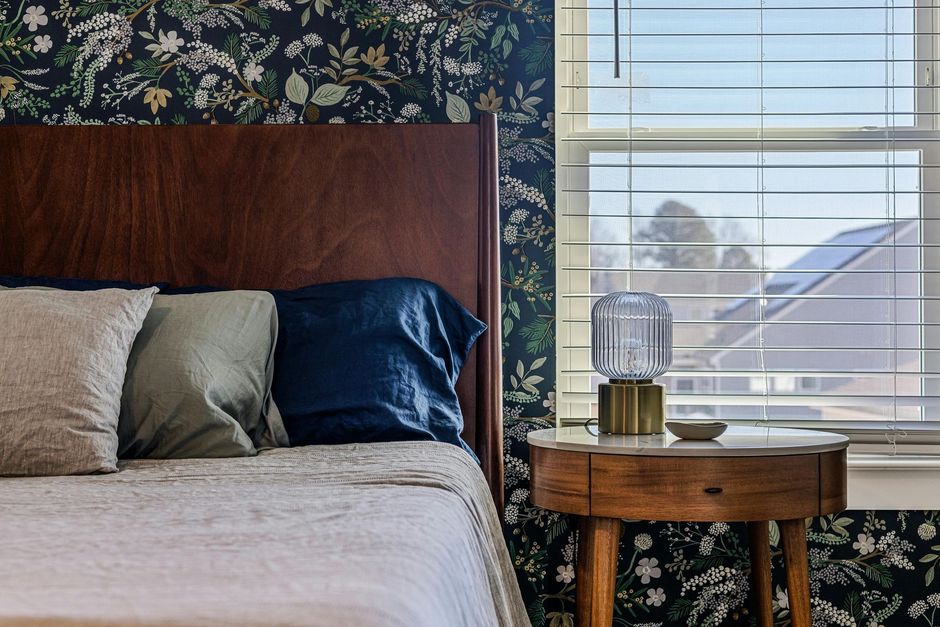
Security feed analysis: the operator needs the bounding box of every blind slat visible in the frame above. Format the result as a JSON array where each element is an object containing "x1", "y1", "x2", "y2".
[
  {"x1": 562, "y1": 31, "x2": 937, "y2": 36},
  {"x1": 562, "y1": 215, "x2": 940, "y2": 220},
  {"x1": 561, "y1": 319, "x2": 940, "y2": 325},
  {"x1": 562, "y1": 293, "x2": 940, "y2": 300},
  {"x1": 560, "y1": 164, "x2": 940, "y2": 168},
  {"x1": 560, "y1": 58, "x2": 940, "y2": 62},
  {"x1": 560, "y1": 190, "x2": 940, "y2": 194},
  {"x1": 559, "y1": 111, "x2": 931, "y2": 114},
  {"x1": 561, "y1": 242, "x2": 934, "y2": 248},
  {"x1": 560, "y1": 370, "x2": 940, "y2": 377},
  {"x1": 560, "y1": 393, "x2": 940, "y2": 407},
  {"x1": 563, "y1": 268, "x2": 940, "y2": 274},
  {"x1": 565, "y1": 344, "x2": 940, "y2": 349},
  {"x1": 561, "y1": 370, "x2": 940, "y2": 377},
  {"x1": 560, "y1": 138, "x2": 940, "y2": 142},
  {"x1": 560, "y1": 5, "x2": 938, "y2": 10}
]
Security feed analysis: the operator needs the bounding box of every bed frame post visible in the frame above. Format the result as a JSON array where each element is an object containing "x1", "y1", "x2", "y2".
[{"x1": 477, "y1": 112, "x2": 504, "y2": 512}]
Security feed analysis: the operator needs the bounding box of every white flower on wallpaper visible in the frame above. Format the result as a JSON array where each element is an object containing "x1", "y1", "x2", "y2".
[
  {"x1": 243, "y1": 61, "x2": 264, "y2": 83},
  {"x1": 646, "y1": 588, "x2": 666, "y2": 607},
  {"x1": 158, "y1": 30, "x2": 183, "y2": 54},
  {"x1": 22, "y1": 4, "x2": 46, "y2": 31},
  {"x1": 853, "y1": 532, "x2": 876, "y2": 555},
  {"x1": 635, "y1": 557, "x2": 662, "y2": 584},
  {"x1": 554, "y1": 564, "x2": 574, "y2": 584},
  {"x1": 541, "y1": 390, "x2": 554, "y2": 413},
  {"x1": 32, "y1": 34, "x2": 51, "y2": 53}
]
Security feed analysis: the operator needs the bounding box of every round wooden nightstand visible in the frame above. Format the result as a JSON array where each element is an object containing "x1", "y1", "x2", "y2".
[{"x1": 528, "y1": 426, "x2": 849, "y2": 627}]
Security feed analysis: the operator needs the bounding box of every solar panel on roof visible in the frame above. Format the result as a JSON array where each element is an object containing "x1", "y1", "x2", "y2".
[{"x1": 719, "y1": 221, "x2": 909, "y2": 319}]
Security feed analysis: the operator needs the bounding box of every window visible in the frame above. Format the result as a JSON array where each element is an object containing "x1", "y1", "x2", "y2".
[{"x1": 556, "y1": 0, "x2": 940, "y2": 440}]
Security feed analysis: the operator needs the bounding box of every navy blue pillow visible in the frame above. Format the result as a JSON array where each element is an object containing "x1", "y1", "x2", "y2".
[
  {"x1": 0, "y1": 275, "x2": 168, "y2": 291},
  {"x1": 270, "y1": 278, "x2": 485, "y2": 455}
]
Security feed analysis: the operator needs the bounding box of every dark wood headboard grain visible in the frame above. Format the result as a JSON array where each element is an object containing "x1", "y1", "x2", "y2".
[{"x1": 0, "y1": 115, "x2": 503, "y2": 509}]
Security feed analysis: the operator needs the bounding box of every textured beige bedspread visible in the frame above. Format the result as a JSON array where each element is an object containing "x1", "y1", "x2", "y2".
[{"x1": 0, "y1": 442, "x2": 527, "y2": 627}]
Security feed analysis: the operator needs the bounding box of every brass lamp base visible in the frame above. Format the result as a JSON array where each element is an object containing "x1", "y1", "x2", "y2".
[{"x1": 598, "y1": 379, "x2": 666, "y2": 434}]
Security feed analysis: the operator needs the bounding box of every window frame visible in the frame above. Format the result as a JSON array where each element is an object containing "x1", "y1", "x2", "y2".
[{"x1": 555, "y1": 0, "x2": 940, "y2": 444}]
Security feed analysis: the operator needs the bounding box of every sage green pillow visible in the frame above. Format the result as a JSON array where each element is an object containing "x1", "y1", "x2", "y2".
[{"x1": 118, "y1": 291, "x2": 288, "y2": 459}]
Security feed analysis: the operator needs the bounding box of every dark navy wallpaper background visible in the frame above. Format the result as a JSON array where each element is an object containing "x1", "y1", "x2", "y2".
[{"x1": 2, "y1": 0, "x2": 939, "y2": 624}]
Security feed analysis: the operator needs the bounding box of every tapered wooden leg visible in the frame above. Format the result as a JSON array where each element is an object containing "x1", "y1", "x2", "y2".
[
  {"x1": 576, "y1": 516, "x2": 620, "y2": 627},
  {"x1": 780, "y1": 518, "x2": 812, "y2": 627},
  {"x1": 747, "y1": 521, "x2": 774, "y2": 627}
]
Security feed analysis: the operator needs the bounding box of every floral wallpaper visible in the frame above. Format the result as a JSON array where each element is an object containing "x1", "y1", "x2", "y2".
[
  {"x1": 505, "y1": 417, "x2": 940, "y2": 627},
  {"x1": 4, "y1": 1, "x2": 938, "y2": 625},
  {"x1": 0, "y1": 0, "x2": 557, "y2": 421}
]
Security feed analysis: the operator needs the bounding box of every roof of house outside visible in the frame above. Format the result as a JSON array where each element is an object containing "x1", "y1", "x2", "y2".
[{"x1": 720, "y1": 220, "x2": 913, "y2": 319}]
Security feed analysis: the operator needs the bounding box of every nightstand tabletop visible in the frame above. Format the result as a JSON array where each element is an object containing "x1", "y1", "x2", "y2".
[{"x1": 527, "y1": 425, "x2": 848, "y2": 457}]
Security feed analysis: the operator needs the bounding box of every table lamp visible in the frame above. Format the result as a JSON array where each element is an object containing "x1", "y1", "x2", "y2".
[{"x1": 591, "y1": 291, "x2": 673, "y2": 434}]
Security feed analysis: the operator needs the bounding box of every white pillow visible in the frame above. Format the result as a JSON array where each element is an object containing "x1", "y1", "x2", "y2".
[{"x1": 0, "y1": 287, "x2": 157, "y2": 476}]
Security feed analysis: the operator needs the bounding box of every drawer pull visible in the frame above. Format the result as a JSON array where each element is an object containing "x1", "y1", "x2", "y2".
[{"x1": 704, "y1": 487, "x2": 723, "y2": 494}]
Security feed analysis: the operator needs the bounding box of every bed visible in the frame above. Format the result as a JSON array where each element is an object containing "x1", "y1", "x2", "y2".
[{"x1": 0, "y1": 115, "x2": 526, "y2": 626}]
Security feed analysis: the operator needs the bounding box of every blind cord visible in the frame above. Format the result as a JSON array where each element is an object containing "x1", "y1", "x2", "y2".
[
  {"x1": 886, "y1": 0, "x2": 907, "y2": 454},
  {"x1": 627, "y1": 0, "x2": 634, "y2": 294},
  {"x1": 758, "y1": 0, "x2": 770, "y2": 423}
]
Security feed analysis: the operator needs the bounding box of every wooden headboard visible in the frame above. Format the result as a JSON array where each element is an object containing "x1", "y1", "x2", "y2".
[{"x1": 0, "y1": 114, "x2": 503, "y2": 509}]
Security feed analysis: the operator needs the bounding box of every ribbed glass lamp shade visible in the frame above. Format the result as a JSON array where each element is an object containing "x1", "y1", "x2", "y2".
[{"x1": 591, "y1": 292, "x2": 673, "y2": 380}]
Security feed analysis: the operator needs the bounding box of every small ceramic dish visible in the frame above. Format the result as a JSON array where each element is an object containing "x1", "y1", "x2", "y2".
[{"x1": 665, "y1": 420, "x2": 728, "y2": 440}]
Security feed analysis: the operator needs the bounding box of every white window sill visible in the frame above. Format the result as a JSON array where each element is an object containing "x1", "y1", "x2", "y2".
[{"x1": 847, "y1": 452, "x2": 940, "y2": 509}]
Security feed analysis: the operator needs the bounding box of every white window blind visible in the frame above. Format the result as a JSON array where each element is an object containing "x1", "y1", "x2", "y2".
[{"x1": 556, "y1": 0, "x2": 940, "y2": 440}]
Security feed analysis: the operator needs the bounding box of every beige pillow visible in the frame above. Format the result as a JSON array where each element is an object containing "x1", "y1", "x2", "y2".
[{"x1": 0, "y1": 287, "x2": 157, "y2": 476}]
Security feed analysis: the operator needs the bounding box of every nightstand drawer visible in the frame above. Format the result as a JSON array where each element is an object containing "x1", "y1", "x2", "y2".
[
  {"x1": 590, "y1": 453, "x2": 822, "y2": 522},
  {"x1": 530, "y1": 446, "x2": 591, "y2": 515}
]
